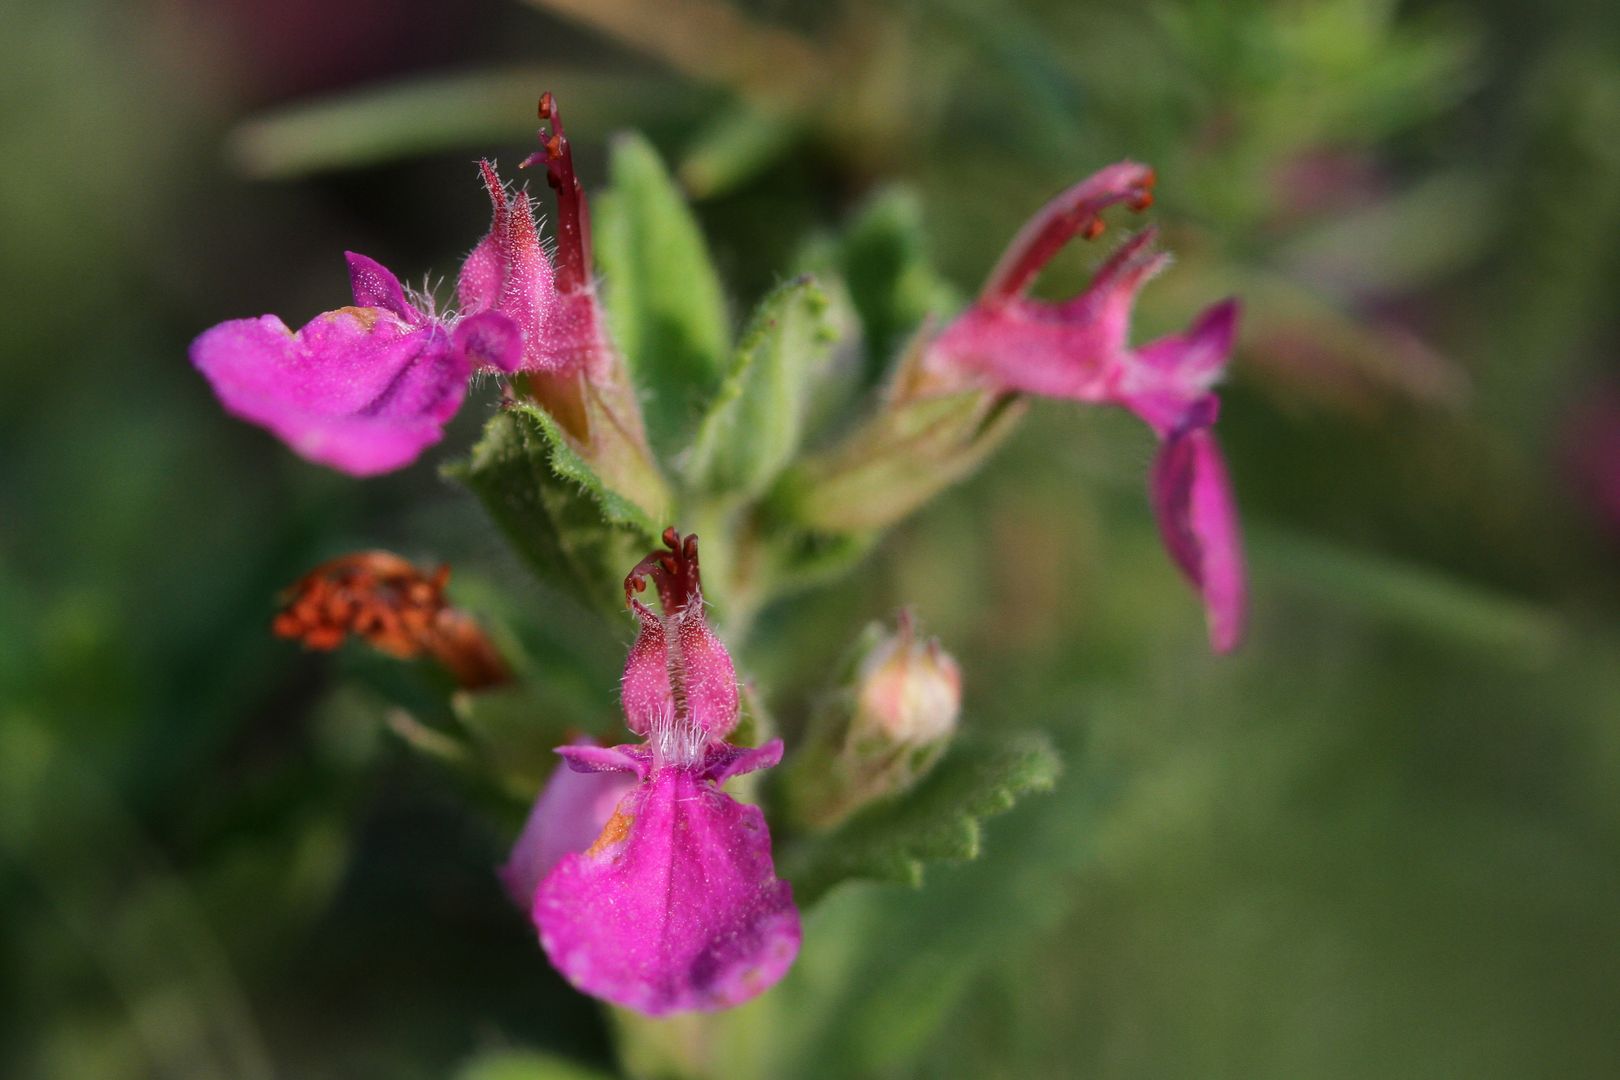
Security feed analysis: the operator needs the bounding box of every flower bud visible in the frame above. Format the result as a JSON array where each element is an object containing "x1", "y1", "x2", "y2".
[{"x1": 783, "y1": 612, "x2": 962, "y2": 830}]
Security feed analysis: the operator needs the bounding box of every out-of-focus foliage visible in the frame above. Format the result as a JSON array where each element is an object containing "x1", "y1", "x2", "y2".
[{"x1": 4, "y1": 0, "x2": 1620, "y2": 1078}]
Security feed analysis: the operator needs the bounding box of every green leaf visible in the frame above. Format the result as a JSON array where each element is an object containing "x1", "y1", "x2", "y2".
[
  {"x1": 595, "y1": 133, "x2": 730, "y2": 448},
  {"x1": 454, "y1": 1049, "x2": 615, "y2": 1080},
  {"x1": 835, "y1": 187, "x2": 958, "y2": 386},
  {"x1": 1250, "y1": 524, "x2": 1567, "y2": 663},
  {"x1": 687, "y1": 276, "x2": 839, "y2": 498},
  {"x1": 446, "y1": 403, "x2": 654, "y2": 614},
  {"x1": 678, "y1": 101, "x2": 803, "y2": 199},
  {"x1": 227, "y1": 67, "x2": 693, "y2": 179},
  {"x1": 780, "y1": 731, "x2": 1062, "y2": 905}
]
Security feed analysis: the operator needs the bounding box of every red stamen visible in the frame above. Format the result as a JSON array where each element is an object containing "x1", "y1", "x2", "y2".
[
  {"x1": 979, "y1": 162, "x2": 1159, "y2": 305},
  {"x1": 624, "y1": 529, "x2": 705, "y2": 615},
  {"x1": 520, "y1": 90, "x2": 592, "y2": 294}
]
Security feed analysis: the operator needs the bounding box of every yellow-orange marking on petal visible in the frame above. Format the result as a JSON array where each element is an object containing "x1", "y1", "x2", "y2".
[{"x1": 586, "y1": 809, "x2": 635, "y2": 857}]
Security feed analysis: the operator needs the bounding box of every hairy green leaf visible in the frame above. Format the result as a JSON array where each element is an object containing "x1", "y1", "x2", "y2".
[
  {"x1": 595, "y1": 133, "x2": 730, "y2": 448},
  {"x1": 687, "y1": 276, "x2": 839, "y2": 498},
  {"x1": 447, "y1": 403, "x2": 654, "y2": 614},
  {"x1": 781, "y1": 731, "x2": 1062, "y2": 905}
]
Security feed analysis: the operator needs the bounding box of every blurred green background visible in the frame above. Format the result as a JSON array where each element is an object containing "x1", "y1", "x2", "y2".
[{"x1": 4, "y1": 0, "x2": 1620, "y2": 1077}]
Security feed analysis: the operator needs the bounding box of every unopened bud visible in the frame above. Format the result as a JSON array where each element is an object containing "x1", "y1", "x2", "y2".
[
  {"x1": 853, "y1": 614, "x2": 961, "y2": 746},
  {"x1": 784, "y1": 612, "x2": 962, "y2": 830}
]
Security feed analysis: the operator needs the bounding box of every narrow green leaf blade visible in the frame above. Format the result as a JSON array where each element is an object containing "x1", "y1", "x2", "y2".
[
  {"x1": 595, "y1": 133, "x2": 730, "y2": 447},
  {"x1": 227, "y1": 67, "x2": 691, "y2": 179},
  {"x1": 687, "y1": 275, "x2": 838, "y2": 498},
  {"x1": 678, "y1": 101, "x2": 802, "y2": 199},
  {"x1": 835, "y1": 187, "x2": 958, "y2": 386}
]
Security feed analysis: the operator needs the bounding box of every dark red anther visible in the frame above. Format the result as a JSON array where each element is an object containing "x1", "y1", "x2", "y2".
[
  {"x1": 979, "y1": 162, "x2": 1161, "y2": 305},
  {"x1": 520, "y1": 90, "x2": 592, "y2": 294},
  {"x1": 624, "y1": 528, "x2": 705, "y2": 615}
]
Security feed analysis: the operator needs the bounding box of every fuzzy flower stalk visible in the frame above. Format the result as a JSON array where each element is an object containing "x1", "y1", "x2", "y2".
[
  {"x1": 507, "y1": 530, "x2": 800, "y2": 1015},
  {"x1": 787, "y1": 164, "x2": 1248, "y2": 652}
]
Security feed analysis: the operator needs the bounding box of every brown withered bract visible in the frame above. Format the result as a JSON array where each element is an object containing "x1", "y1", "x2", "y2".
[{"x1": 273, "y1": 551, "x2": 511, "y2": 690}]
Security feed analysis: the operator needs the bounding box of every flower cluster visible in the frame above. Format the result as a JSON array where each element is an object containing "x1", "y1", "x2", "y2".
[{"x1": 191, "y1": 91, "x2": 1253, "y2": 1021}]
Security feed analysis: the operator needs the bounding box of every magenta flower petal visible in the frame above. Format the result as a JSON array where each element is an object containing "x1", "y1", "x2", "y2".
[
  {"x1": 345, "y1": 251, "x2": 425, "y2": 326},
  {"x1": 917, "y1": 162, "x2": 1249, "y2": 652},
  {"x1": 1151, "y1": 427, "x2": 1247, "y2": 653},
  {"x1": 190, "y1": 305, "x2": 469, "y2": 476},
  {"x1": 622, "y1": 529, "x2": 739, "y2": 745},
  {"x1": 700, "y1": 739, "x2": 784, "y2": 785},
  {"x1": 529, "y1": 532, "x2": 800, "y2": 1015},
  {"x1": 451, "y1": 310, "x2": 525, "y2": 374},
  {"x1": 501, "y1": 739, "x2": 639, "y2": 908},
  {"x1": 926, "y1": 229, "x2": 1167, "y2": 402},
  {"x1": 1123, "y1": 299, "x2": 1240, "y2": 436},
  {"x1": 534, "y1": 761, "x2": 801, "y2": 1015},
  {"x1": 979, "y1": 161, "x2": 1158, "y2": 303},
  {"x1": 557, "y1": 742, "x2": 652, "y2": 778}
]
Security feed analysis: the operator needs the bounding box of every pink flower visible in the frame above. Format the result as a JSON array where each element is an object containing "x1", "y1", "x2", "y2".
[
  {"x1": 190, "y1": 93, "x2": 635, "y2": 474},
  {"x1": 528, "y1": 530, "x2": 800, "y2": 1015},
  {"x1": 190, "y1": 253, "x2": 522, "y2": 475},
  {"x1": 918, "y1": 164, "x2": 1249, "y2": 652}
]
